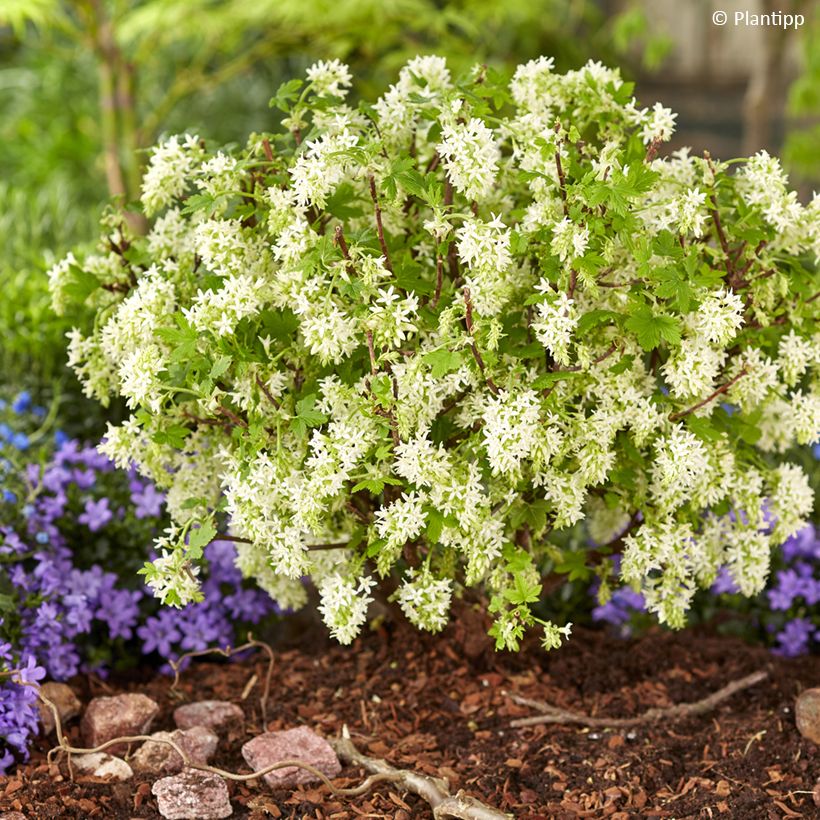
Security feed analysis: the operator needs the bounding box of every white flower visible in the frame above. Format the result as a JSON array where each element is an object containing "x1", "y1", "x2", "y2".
[
  {"x1": 141, "y1": 134, "x2": 203, "y2": 215},
  {"x1": 670, "y1": 188, "x2": 708, "y2": 237},
  {"x1": 482, "y1": 389, "x2": 542, "y2": 476},
  {"x1": 397, "y1": 568, "x2": 452, "y2": 632},
  {"x1": 550, "y1": 217, "x2": 589, "y2": 262},
  {"x1": 662, "y1": 339, "x2": 726, "y2": 400},
  {"x1": 693, "y1": 289, "x2": 745, "y2": 345},
  {"x1": 438, "y1": 118, "x2": 500, "y2": 201},
  {"x1": 318, "y1": 574, "x2": 375, "y2": 644},
  {"x1": 651, "y1": 425, "x2": 712, "y2": 511},
  {"x1": 532, "y1": 289, "x2": 577, "y2": 366},
  {"x1": 306, "y1": 59, "x2": 352, "y2": 98},
  {"x1": 640, "y1": 103, "x2": 677, "y2": 144},
  {"x1": 769, "y1": 463, "x2": 813, "y2": 542}
]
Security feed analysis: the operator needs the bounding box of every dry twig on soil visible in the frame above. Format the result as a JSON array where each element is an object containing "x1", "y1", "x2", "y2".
[
  {"x1": 506, "y1": 669, "x2": 768, "y2": 729},
  {"x1": 330, "y1": 726, "x2": 512, "y2": 819}
]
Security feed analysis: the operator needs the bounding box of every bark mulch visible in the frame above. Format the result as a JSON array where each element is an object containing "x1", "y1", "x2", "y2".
[{"x1": 1, "y1": 615, "x2": 819, "y2": 819}]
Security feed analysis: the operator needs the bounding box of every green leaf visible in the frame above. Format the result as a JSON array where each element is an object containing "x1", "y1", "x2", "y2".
[
  {"x1": 295, "y1": 394, "x2": 328, "y2": 428},
  {"x1": 63, "y1": 264, "x2": 101, "y2": 302},
  {"x1": 625, "y1": 305, "x2": 681, "y2": 351},
  {"x1": 554, "y1": 550, "x2": 592, "y2": 582},
  {"x1": 609, "y1": 353, "x2": 634, "y2": 374},
  {"x1": 351, "y1": 476, "x2": 401, "y2": 494},
  {"x1": 576, "y1": 309, "x2": 620, "y2": 335},
  {"x1": 209, "y1": 355, "x2": 232, "y2": 380},
  {"x1": 531, "y1": 371, "x2": 581, "y2": 389},
  {"x1": 152, "y1": 425, "x2": 190, "y2": 448},
  {"x1": 187, "y1": 520, "x2": 216, "y2": 561},
  {"x1": 685, "y1": 415, "x2": 723, "y2": 442},
  {"x1": 269, "y1": 78, "x2": 303, "y2": 112},
  {"x1": 423, "y1": 348, "x2": 464, "y2": 378}
]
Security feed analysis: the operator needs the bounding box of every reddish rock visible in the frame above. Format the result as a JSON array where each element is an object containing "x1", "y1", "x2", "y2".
[
  {"x1": 132, "y1": 726, "x2": 219, "y2": 774},
  {"x1": 796, "y1": 688, "x2": 820, "y2": 744},
  {"x1": 38, "y1": 682, "x2": 82, "y2": 735},
  {"x1": 81, "y1": 693, "x2": 159, "y2": 752},
  {"x1": 152, "y1": 769, "x2": 232, "y2": 819},
  {"x1": 241, "y1": 727, "x2": 341, "y2": 788},
  {"x1": 1, "y1": 813, "x2": 28, "y2": 820},
  {"x1": 72, "y1": 752, "x2": 133, "y2": 781},
  {"x1": 173, "y1": 700, "x2": 244, "y2": 736}
]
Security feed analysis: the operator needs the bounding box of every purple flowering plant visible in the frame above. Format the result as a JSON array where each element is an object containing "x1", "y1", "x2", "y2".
[{"x1": 0, "y1": 393, "x2": 278, "y2": 773}]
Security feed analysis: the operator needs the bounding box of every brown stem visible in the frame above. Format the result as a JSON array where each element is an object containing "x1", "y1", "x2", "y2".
[
  {"x1": 554, "y1": 149, "x2": 569, "y2": 217},
  {"x1": 556, "y1": 341, "x2": 619, "y2": 373},
  {"x1": 668, "y1": 369, "x2": 748, "y2": 421},
  {"x1": 463, "y1": 288, "x2": 499, "y2": 395},
  {"x1": 255, "y1": 376, "x2": 281, "y2": 410},
  {"x1": 369, "y1": 175, "x2": 393, "y2": 273},
  {"x1": 508, "y1": 670, "x2": 768, "y2": 729},
  {"x1": 261, "y1": 138, "x2": 274, "y2": 162},
  {"x1": 431, "y1": 253, "x2": 444, "y2": 308}
]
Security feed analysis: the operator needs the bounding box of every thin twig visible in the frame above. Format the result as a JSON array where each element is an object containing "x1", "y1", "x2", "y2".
[
  {"x1": 668, "y1": 369, "x2": 747, "y2": 421},
  {"x1": 255, "y1": 376, "x2": 281, "y2": 410},
  {"x1": 462, "y1": 288, "x2": 499, "y2": 395},
  {"x1": 507, "y1": 669, "x2": 768, "y2": 729},
  {"x1": 431, "y1": 253, "x2": 444, "y2": 309},
  {"x1": 369, "y1": 175, "x2": 393, "y2": 272},
  {"x1": 168, "y1": 635, "x2": 274, "y2": 726}
]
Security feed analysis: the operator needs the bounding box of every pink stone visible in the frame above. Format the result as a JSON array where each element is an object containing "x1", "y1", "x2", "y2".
[
  {"x1": 38, "y1": 682, "x2": 82, "y2": 735},
  {"x1": 173, "y1": 700, "x2": 244, "y2": 735},
  {"x1": 152, "y1": 769, "x2": 232, "y2": 819},
  {"x1": 132, "y1": 726, "x2": 219, "y2": 774},
  {"x1": 81, "y1": 693, "x2": 159, "y2": 752},
  {"x1": 241, "y1": 727, "x2": 341, "y2": 789},
  {"x1": 796, "y1": 688, "x2": 820, "y2": 744}
]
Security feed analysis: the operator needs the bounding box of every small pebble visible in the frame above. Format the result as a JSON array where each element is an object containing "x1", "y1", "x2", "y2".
[
  {"x1": 173, "y1": 700, "x2": 244, "y2": 736},
  {"x1": 81, "y1": 693, "x2": 159, "y2": 752},
  {"x1": 72, "y1": 752, "x2": 133, "y2": 781},
  {"x1": 241, "y1": 727, "x2": 341, "y2": 789},
  {"x1": 152, "y1": 768, "x2": 232, "y2": 819},
  {"x1": 38, "y1": 682, "x2": 82, "y2": 735},
  {"x1": 795, "y1": 688, "x2": 820, "y2": 744}
]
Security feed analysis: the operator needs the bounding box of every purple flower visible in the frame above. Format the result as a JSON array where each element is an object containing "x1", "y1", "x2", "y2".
[
  {"x1": 132, "y1": 483, "x2": 164, "y2": 519},
  {"x1": 767, "y1": 569, "x2": 804, "y2": 611},
  {"x1": 138, "y1": 611, "x2": 182, "y2": 658},
  {"x1": 711, "y1": 566, "x2": 740, "y2": 595},
  {"x1": 77, "y1": 497, "x2": 113, "y2": 532},
  {"x1": 773, "y1": 618, "x2": 815, "y2": 657}
]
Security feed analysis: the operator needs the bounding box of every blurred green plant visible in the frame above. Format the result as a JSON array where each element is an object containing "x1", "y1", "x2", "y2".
[
  {"x1": 784, "y1": 6, "x2": 820, "y2": 184},
  {"x1": 2, "y1": 0, "x2": 667, "y2": 206}
]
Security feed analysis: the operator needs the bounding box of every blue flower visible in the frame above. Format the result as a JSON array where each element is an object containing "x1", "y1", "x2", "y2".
[{"x1": 11, "y1": 392, "x2": 31, "y2": 415}]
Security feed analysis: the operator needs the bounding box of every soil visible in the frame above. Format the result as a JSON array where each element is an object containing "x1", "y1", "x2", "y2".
[{"x1": 2, "y1": 613, "x2": 819, "y2": 819}]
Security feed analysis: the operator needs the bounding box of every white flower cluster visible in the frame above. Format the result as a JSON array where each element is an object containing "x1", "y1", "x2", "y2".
[
  {"x1": 531, "y1": 288, "x2": 577, "y2": 366},
  {"x1": 141, "y1": 134, "x2": 204, "y2": 216},
  {"x1": 438, "y1": 118, "x2": 500, "y2": 201},
  {"x1": 396, "y1": 568, "x2": 452, "y2": 633},
  {"x1": 318, "y1": 574, "x2": 376, "y2": 645}
]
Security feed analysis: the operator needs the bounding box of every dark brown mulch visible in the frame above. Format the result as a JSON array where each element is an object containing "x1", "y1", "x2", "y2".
[{"x1": 1, "y1": 614, "x2": 819, "y2": 819}]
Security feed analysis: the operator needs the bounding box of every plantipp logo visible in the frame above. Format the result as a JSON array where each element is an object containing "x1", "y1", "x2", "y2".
[{"x1": 712, "y1": 9, "x2": 805, "y2": 29}]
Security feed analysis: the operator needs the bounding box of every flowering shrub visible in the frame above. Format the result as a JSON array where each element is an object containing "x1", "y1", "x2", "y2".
[
  {"x1": 592, "y1": 523, "x2": 820, "y2": 657},
  {"x1": 0, "y1": 396, "x2": 277, "y2": 773},
  {"x1": 50, "y1": 56, "x2": 819, "y2": 650}
]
